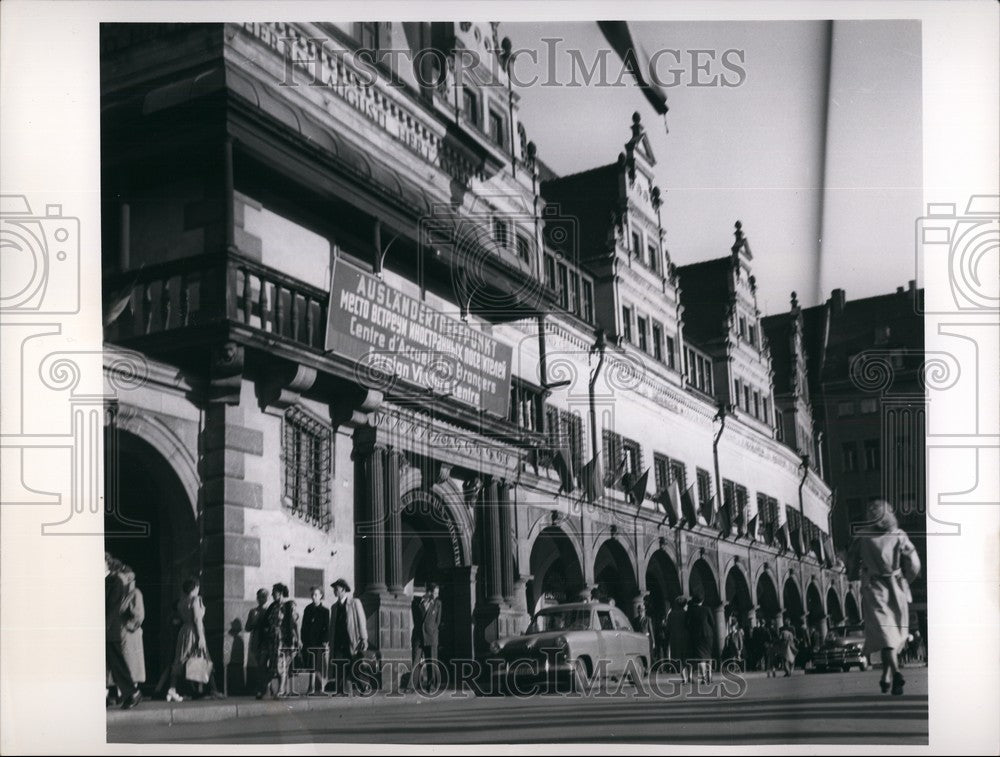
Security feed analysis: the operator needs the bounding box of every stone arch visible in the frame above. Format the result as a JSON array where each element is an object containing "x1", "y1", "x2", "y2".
[
  {"x1": 756, "y1": 570, "x2": 781, "y2": 623},
  {"x1": 826, "y1": 586, "x2": 844, "y2": 625},
  {"x1": 783, "y1": 574, "x2": 805, "y2": 622},
  {"x1": 724, "y1": 562, "x2": 754, "y2": 627},
  {"x1": 645, "y1": 549, "x2": 683, "y2": 623},
  {"x1": 527, "y1": 524, "x2": 585, "y2": 613},
  {"x1": 524, "y1": 510, "x2": 584, "y2": 576},
  {"x1": 688, "y1": 557, "x2": 722, "y2": 607},
  {"x1": 593, "y1": 538, "x2": 639, "y2": 610},
  {"x1": 806, "y1": 579, "x2": 826, "y2": 622},
  {"x1": 845, "y1": 590, "x2": 862, "y2": 624}
]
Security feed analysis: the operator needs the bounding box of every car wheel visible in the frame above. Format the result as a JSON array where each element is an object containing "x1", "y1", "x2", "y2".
[{"x1": 842, "y1": 664, "x2": 851, "y2": 673}]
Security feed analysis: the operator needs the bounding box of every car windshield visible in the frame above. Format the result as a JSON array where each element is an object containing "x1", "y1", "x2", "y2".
[{"x1": 528, "y1": 609, "x2": 592, "y2": 633}]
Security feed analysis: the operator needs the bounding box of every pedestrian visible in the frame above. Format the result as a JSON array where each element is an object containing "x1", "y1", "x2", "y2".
[
  {"x1": 328, "y1": 578, "x2": 368, "y2": 696},
  {"x1": 777, "y1": 616, "x2": 798, "y2": 677},
  {"x1": 722, "y1": 617, "x2": 745, "y2": 670},
  {"x1": 410, "y1": 583, "x2": 442, "y2": 692},
  {"x1": 750, "y1": 617, "x2": 769, "y2": 672},
  {"x1": 301, "y1": 586, "x2": 330, "y2": 695},
  {"x1": 795, "y1": 622, "x2": 812, "y2": 669},
  {"x1": 246, "y1": 588, "x2": 270, "y2": 699},
  {"x1": 685, "y1": 589, "x2": 715, "y2": 684},
  {"x1": 665, "y1": 595, "x2": 692, "y2": 682},
  {"x1": 632, "y1": 601, "x2": 656, "y2": 665},
  {"x1": 105, "y1": 553, "x2": 141, "y2": 710},
  {"x1": 264, "y1": 583, "x2": 300, "y2": 698},
  {"x1": 120, "y1": 567, "x2": 146, "y2": 692},
  {"x1": 165, "y1": 578, "x2": 222, "y2": 702},
  {"x1": 846, "y1": 499, "x2": 921, "y2": 695}
]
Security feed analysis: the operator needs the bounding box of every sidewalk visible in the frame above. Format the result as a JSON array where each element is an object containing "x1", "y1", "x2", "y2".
[{"x1": 106, "y1": 690, "x2": 437, "y2": 726}]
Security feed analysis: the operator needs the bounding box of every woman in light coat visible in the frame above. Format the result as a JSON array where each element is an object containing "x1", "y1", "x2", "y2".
[
  {"x1": 847, "y1": 499, "x2": 921, "y2": 695},
  {"x1": 120, "y1": 569, "x2": 146, "y2": 687}
]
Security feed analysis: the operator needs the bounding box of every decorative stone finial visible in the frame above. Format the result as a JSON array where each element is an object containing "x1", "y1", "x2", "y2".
[{"x1": 791, "y1": 291, "x2": 799, "y2": 309}]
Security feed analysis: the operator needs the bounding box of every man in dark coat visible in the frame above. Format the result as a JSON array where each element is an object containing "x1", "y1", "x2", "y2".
[
  {"x1": 105, "y1": 553, "x2": 141, "y2": 710},
  {"x1": 685, "y1": 589, "x2": 716, "y2": 684},
  {"x1": 301, "y1": 586, "x2": 330, "y2": 695},
  {"x1": 633, "y1": 602, "x2": 656, "y2": 663},
  {"x1": 410, "y1": 583, "x2": 442, "y2": 691}
]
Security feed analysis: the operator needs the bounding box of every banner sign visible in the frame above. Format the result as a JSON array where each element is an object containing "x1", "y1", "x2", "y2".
[{"x1": 325, "y1": 259, "x2": 512, "y2": 417}]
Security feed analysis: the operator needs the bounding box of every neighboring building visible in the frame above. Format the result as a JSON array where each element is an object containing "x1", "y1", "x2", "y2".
[
  {"x1": 792, "y1": 284, "x2": 927, "y2": 638},
  {"x1": 100, "y1": 22, "x2": 847, "y2": 692}
]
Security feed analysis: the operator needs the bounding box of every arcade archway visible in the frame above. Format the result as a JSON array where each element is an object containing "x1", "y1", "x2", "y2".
[
  {"x1": 845, "y1": 591, "x2": 862, "y2": 624},
  {"x1": 645, "y1": 550, "x2": 682, "y2": 626},
  {"x1": 104, "y1": 428, "x2": 199, "y2": 690},
  {"x1": 725, "y1": 565, "x2": 753, "y2": 630},
  {"x1": 756, "y1": 572, "x2": 781, "y2": 623},
  {"x1": 688, "y1": 558, "x2": 721, "y2": 607},
  {"x1": 783, "y1": 577, "x2": 804, "y2": 623},
  {"x1": 400, "y1": 489, "x2": 470, "y2": 662},
  {"x1": 527, "y1": 525, "x2": 584, "y2": 614},
  {"x1": 593, "y1": 539, "x2": 638, "y2": 611},
  {"x1": 827, "y1": 587, "x2": 844, "y2": 625}
]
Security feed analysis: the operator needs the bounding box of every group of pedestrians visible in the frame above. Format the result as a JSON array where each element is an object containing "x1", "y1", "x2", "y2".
[
  {"x1": 637, "y1": 589, "x2": 719, "y2": 684},
  {"x1": 246, "y1": 578, "x2": 369, "y2": 699},
  {"x1": 105, "y1": 553, "x2": 144, "y2": 710}
]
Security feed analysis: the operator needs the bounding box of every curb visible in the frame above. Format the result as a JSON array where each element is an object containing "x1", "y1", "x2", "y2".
[{"x1": 106, "y1": 692, "x2": 436, "y2": 727}]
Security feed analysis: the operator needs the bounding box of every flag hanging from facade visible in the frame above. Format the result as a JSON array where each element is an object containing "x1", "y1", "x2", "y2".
[
  {"x1": 659, "y1": 478, "x2": 681, "y2": 527},
  {"x1": 823, "y1": 534, "x2": 836, "y2": 568},
  {"x1": 597, "y1": 21, "x2": 669, "y2": 117},
  {"x1": 581, "y1": 456, "x2": 603, "y2": 503},
  {"x1": 746, "y1": 512, "x2": 759, "y2": 541},
  {"x1": 629, "y1": 467, "x2": 650, "y2": 508},
  {"x1": 680, "y1": 484, "x2": 698, "y2": 528},
  {"x1": 718, "y1": 497, "x2": 732, "y2": 538},
  {"x1": 699, "y1": 488, "x2": 716, "y2": 527},
  {"x1": 552, "y1": 446, "x2": 575, "y2": 495}
]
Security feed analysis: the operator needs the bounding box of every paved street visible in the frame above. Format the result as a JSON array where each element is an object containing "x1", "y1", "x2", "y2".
[{"x1": 109, "y1": 668, "x2": 927, "y2": 745}]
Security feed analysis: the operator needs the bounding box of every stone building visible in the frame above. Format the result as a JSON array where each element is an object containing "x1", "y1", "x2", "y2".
[{"x1": 101, "y1": 22, "x2": 850, "y2": 691}]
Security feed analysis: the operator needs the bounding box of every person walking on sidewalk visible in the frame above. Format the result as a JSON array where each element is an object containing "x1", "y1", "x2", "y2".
[
  {"x1": 328, "y1": 579, "x2": 368, "y2": 696},
  {"x1": 105, "y1": 553, "x2": 142, "y2": 710},
  {"x1": 263, "y1": 583, "x2": 300, "y2": 698},
  {"x1": 301, "y1": 586, "x2": 330, "y2": 695},
  {"x1": 777, "y1": 616, "x2": 798, "y2": 677},
  {"x1": 120, "y1": 568, "x2": 146, "y2": 694},
  {"x1": 165, "y1": 578, "x2": 223, "y2": 702},
  {"x1": 633, "y1": 602, "x2": 656, "y2": 665},
  {"x1": 665, "y1": 595, "x2": 692, "y2": 683},
  {"x1": 246, "y1": 588, "x2": 270, "y2": 699},
  {"x1": 685, "y1": 589, "x2": 715, "y2": 685},
  {"x1": 847, "y1": 499, "x2": 922, "y2": 696},
  {"x1": 410, "y1": 583, "x2": 442, "y2": 692}
]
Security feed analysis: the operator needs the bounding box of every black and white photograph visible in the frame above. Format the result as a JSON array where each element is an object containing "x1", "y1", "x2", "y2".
[{"x1": 0, "y1": 2, "x2": 997, "y2": 754}]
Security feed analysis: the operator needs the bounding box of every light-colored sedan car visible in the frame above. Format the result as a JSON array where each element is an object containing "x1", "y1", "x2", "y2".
[
  {"x1": 812, "y1": 625, "x2": 870, "y2": 672},
  {"x1": 490, "y1": 602, "x2": 652, "y2": 693}
]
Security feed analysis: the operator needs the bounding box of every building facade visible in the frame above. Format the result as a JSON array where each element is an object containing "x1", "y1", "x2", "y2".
[{"x1": 101, "y1": 22, "x2": 850, "y2": 691}]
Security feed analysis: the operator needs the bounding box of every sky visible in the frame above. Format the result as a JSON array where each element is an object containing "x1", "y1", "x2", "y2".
[{"x1": 498, "y1": 20, "x2": 923, "y2": 314}]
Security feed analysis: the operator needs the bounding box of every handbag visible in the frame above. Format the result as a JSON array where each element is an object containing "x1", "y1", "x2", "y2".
[{"x1": 185, "y1": 650, "x2": 213, "y2": 684}]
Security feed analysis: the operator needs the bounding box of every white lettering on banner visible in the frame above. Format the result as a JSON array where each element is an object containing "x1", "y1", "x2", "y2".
[{"x1": 326, "y1": 259, "x2": 513, "y2": 417}]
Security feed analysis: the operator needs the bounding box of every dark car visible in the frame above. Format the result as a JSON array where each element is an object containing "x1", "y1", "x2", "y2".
[
  {"x1": 812, "y1": 624, "x2": 869, "y2": 672},
  {"x1": 489, "y1": 602, "x2": 651, "y2": 693}
]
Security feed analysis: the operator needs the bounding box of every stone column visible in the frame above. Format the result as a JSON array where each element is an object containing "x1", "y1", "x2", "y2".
[
  {"x1": 385, "y1": 449, "x2": 405, "y2": 594},
  {"x1": 497, "y1": 480, "x2": 515, "y2": 603},
  {"x1": 353, "y1": 427, "x2": 387, "y2": 594},
  {"x1": 479, "y1": 477, "x2": 504, "y2": 605}
]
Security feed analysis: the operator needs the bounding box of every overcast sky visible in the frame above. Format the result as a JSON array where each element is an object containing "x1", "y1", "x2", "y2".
[{"x1": 498, "y1": 20, "x2": 923, "y2": 314}]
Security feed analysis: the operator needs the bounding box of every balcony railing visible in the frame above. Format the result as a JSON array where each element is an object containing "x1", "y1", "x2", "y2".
[{"x1": 105, "y1": 252, "x2": 327, "y2": 352}]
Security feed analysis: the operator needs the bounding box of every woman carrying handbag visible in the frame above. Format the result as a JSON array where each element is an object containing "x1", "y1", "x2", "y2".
[{"x1": 165, "y1": 578, "x2": 225, "y2": 702}]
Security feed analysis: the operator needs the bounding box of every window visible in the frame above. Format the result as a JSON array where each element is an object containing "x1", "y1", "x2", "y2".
[
  {"x1": 510, "y1": 381, "x2": 543, "y2": 432},
  {"x1": 762, "y1": 397, "x2": 769, "y2": 424},
  {"x1": 462, "y1": 88, "x2": 479, "y2": 127},
  {"x1": 631, "y1": 231, "x2": 642, "y2": 258},
  {"x1": 739, "y1": 316, "x2": 747, "y2": 339},
  {"x1": 653, "y1": 453, "x2": 671, "y2": 493},
  {"x1": 598, "y1": 611, "x2": 614, "y2": 630},
  {"x1": 722, "y1": 478, "x2": 736, "y2": 523},
  {"x1": 744, "y1": 386, "x2": 751, "y2": 413},
  {"x1": 837, "y1": 401, "x2": 854, "y2": 418},
  {"x1": 515, "y1": 234, "x2": 532, "y2": 263},
  {"x1": 775, "y1": 409, "x2": 784, "y2": 441},
  {"x1": 735, "y1": 485, "x2": 749, "y2": 531},
  {"x1": 864, "y1": 439, "x2": 880, "y2": 471},
  {"x1": 637, "y1": 316, "x2": 648, "y2": 352},
  {"x1": 666, "y1": 336, "x2": 676, "y2": 369},
  {"x1": 668, "y1": 459, "x2": 687, "y2": 491},
  {"x1": 602, "y1": 429, "x2": 641, "y2": 489},
  {"x1": 748, "y1": 323, "x2": 757, "y2": 347},
  {"x1": 545, "y1": 406, "x2": 585, "y2": 485},
  {"x1": 753, "y1": 391, "x2": 760, "y2": 419},
  {"x1": 354, "y1": 22, "x2": 380, "y2": 50},
  {"x1": 647, "y1": 244, "x2": 659, "y2": 273},
  {"x1": 860, "y1": 398, "x2": 878, "y2": 414},
  {"x1": 282, "y1": 407, "x2": 333, "y2": 530},
  {"x1": 492, "y1": 217, "x2": 509, "y2": 248},
  {"x1": 696, "y1": 468, "x2": 713, "y2": 511},
  {"x1": 488, "y1": 109, "x2": 505, "y2": 147},
  {"x1": 568, "y1": 272, "x2": 581, "y2": 316},
  {"x1": 651, "y1": 322, "x2": 663, "y2": 362},
  {"x1": 841, "y1": 442, "x2": 858, "y2": 473},
  {"x1": 622, "y1": 306, "x2": 633, "y2": 342},
  {"x1": 581, "y1": 280, "x2": 594, "y2": 323},
  {"x1": 544, "y1": 253, "x2": 556, "y2": 291},
  {"x1": 557, "y1": 263, "x2": 569, "y2": 310}
]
